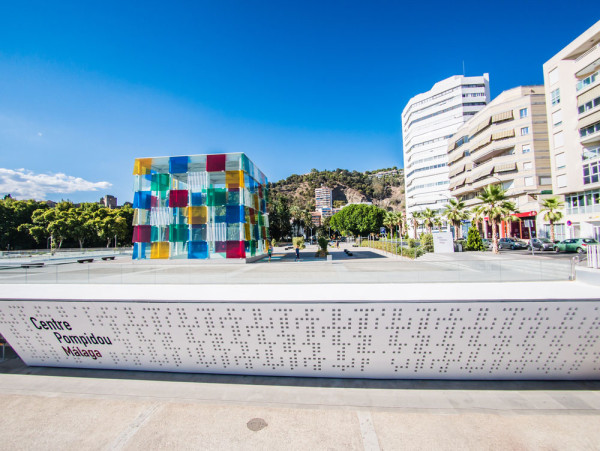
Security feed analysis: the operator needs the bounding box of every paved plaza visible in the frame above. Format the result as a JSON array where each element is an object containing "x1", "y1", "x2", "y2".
[
  {"x1": 0, "y1": 354, "x2": 599, "y2": 450},
  {"x1": 0, "y1": 244, "x2": 579, "y2": 284}
]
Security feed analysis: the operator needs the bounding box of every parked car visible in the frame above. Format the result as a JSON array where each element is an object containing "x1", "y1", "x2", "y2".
[
  {"x1": 498, "y1": 238, "x2": 528, "y2": 250},
  {"x1": 554, "y1": 238, "x2": 599, "y2": 254},
  {"x1": 528, "y1": 238, "x2": 555, "y2": 251},
  {"x1": 482, "y1": 239, "x2": 493, "y2": 250}
]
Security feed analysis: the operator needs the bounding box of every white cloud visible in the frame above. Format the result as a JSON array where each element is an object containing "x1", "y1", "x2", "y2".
[{"x1": 0, "y1": 168, "x2": 112, "y2": 200}]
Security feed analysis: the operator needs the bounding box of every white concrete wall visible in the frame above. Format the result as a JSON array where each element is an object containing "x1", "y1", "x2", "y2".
[{"x1": 1, "y1": 296, "x2": 599, "y2": 379}]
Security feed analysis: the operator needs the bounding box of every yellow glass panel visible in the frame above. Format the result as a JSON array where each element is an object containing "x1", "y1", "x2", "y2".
[
  {"x1": 187, "y1": 206, "x2": 208, "y2": 225},
  {"x1": 150, "y1": 242, "x2": 170, "y2": 259},
  {"x1": 226, "y1": 170, "x2": 244, "y2": 188},
  {"x1": 133, "y1": 158, "x2": 153, "y2": 175}
]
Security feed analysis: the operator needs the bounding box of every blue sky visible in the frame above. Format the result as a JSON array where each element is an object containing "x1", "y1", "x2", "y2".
[{"x1": 0, "y1": 1, "x2": 597, "y2": 203}]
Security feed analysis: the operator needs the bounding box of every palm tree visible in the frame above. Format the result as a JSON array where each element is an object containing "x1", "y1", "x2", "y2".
[
  {"x1": 420, "y1": 208, "x2": 437, "y2": 235},
  {"x1": 477, "y1": 185, "x2": 519, "y2": 254},
  {"x1": 540, "y1": 197, "x2": 564, "y2": 242},
  {"x1": 443, "y1": 199, "x2": 469, "y2": 240},
  {"x1": 383, "y1": 211, "x2": 395, "y2": 238},
  {"x1": 409, "y1": 211, "x2": 421, "y2": 240},
  {"x1": 393, "y1": 211, "x2": 404, "y2": 238},
  {"x1": 434, "y1": 217, "x2": 443, "y2": 232}
]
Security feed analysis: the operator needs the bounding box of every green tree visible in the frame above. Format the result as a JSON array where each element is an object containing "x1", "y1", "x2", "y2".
[
  {"x1": 93, "y1": 209, "x2": 127, "y2": 247},
  {"x1": 540, "y1": 197, "x2": 564, "y2": 242},
  {"x1": 267, "y1": 195, "x2": 292, "y2": 241},
  {"x1": 329, "y1": 204, "x2": 386, "y2": 237},
  {"x1": 67, "y1": 205, "x2": 98, "y2": 249},
  {"x1": 465, "y1": 226, "x2": 485, "y2": 251},
  {"x1": 0, "y1": 197, "x2": 49, "y2": 250},
  {"x1": 443, "y1": 199, "x2": 469, "y2": 240},
  {"x1": 476, "y1": 185, "x2": 519, "y2": 254},
  {"x1": 420, "y1": 233, "x2": 434, "y2": 252}
]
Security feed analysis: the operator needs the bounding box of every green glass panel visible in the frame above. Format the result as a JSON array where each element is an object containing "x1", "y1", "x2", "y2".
[
  {"x1": 151, "y1": 173, "x2": 170, "y2": 192},
  {"x1": 151, "y1": 226, "x2": 168, "y2": 242},
  {"x1": 207, "y1": 188, "x2": 227, "y2": 206},
  {"x1": 169, "y1": 224, "x2": 188, "y2": 242}
]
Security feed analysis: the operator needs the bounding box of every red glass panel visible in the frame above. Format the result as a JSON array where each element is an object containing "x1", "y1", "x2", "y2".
[{"x1": 207, "y1": 154, "x2": 226, "y2": 172}]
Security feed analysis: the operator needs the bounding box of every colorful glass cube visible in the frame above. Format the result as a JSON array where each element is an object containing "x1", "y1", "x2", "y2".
[{"x1": 132, "y1": 153, "x2": 268, "y2": 260}]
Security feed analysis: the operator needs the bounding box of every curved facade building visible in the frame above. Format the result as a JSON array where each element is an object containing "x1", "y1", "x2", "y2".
[{"x1": 402, "y1": 75, "x2": 490, "y2": 221}]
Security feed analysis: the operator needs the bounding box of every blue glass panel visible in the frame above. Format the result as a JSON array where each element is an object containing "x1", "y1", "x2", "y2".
[
  {"x1": 188, "y1": 240, "x2": 208, "y2": 259},
  {"x1": 190, "y1": 192, "x2": 204, "y2": 206},
  {"x1": 169, "y1": 156, "x2": 189, "y2": 174},
  {"x1": 133, "y1": 191, "x2": 151, "y2": 209},
  {"x1": 226, "y1": 205, "x2": 245, "y2": 223}
]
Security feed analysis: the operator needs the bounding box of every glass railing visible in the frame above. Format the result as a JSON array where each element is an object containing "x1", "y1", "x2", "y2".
[{"x1": 0, "y1": 254, "x2": 574, "y2": 285}]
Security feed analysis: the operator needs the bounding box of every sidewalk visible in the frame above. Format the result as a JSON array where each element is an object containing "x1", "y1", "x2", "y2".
[{"x1": 0, "y1": 356, "x2": 599, "y2": 450}]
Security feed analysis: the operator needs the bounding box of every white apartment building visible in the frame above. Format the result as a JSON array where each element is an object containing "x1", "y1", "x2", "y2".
[
  {"x1": 402, "y1": 74, "x2": 490, "y2": 223},
  {"x1": 543, "y1": 20, "x2": 600, "y2": 240}
]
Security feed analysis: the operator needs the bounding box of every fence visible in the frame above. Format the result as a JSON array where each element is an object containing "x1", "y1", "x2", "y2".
[{"x1": 588, "y1": 244, "x2": 600, "y2": 269}]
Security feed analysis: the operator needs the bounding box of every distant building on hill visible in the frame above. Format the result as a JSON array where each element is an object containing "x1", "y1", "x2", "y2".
[
  {"x1": 315, "y1": 186, "x2": 333, "y2": 217},
  {"x1": 100, "y1": 195, "x2": 118, "y2": 209}
]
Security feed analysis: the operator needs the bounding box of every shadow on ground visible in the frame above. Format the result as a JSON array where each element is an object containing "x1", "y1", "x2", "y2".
[{"x1": 1, "y1": 351, "x2": 598, "y2": 391}]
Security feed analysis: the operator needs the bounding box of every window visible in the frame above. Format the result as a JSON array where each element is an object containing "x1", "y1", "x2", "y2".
[
  {"x1": 556, "y1": 153, "x2": 566, "y2": 169},
  {"x1": 576, "y1": 71, "x2": 598, "y2": 91},
  {"x1": 548, "y1": 68, "x2": 559, "y2": 85},
  {"x1": 578, "y1": 96, "x2": 600, "y2": 114},
  {"x1": 519, "y1": 108, "x2": 528, "y2": 118},
  {"x1": 583, "y1": 145, "x2": 600, "y2": 161},
  {"x1": 557, "y1": 174, "x2": 567, "y2": 188},
  {"x1": 522, "y1": 144, "x2": 531, "y2": 154},
  {"x1": 521, "y1": 127, "x2": 530, "y2": 136},
  {"x1": 583, "y1": 161, "x2": 600, "y2": 185},
  {"x1": 523, "y1": 162, "x2": 533, "y2": 170},
  {"x1": 580, "y1": 121, "x2": 600, "y2": 138},
  {"x1": 524, "y1": 177, "x2": 534, "y2": 187},
  {"x1": 551, "y1": 89, "x2": 560, "y2": 105},
  {"x1": 539, "y1": 176, "x2": 552, "y2": 185},
  {"x1": 554, "y1": 131, "x2": 564, "y2": 148},
  {"x1": 502, "y1": 180, "x2": 514, "y2": 190},
  {"x1": 552, "y1": 110, "x2": 563, "y2": 126}
]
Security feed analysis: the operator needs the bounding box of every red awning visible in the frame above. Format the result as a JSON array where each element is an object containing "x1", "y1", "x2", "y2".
[
  {"x1": 513, "y1": 211, "x2": 537, "y2": 218},
  {"x1": 483, "y1": 211, "x2": 537, "y2": 221}
]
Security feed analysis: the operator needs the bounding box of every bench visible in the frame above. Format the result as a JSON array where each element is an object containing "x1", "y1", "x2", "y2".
[
  {"x1": 101, "y1": 256, "x2": 115, "y2": 261},
  {"x1": 21, "y1": 263, "x2": 44, "y2": 268},
  {"x1": 77, "y1": 258, "x2": 94, "y2": 263}
]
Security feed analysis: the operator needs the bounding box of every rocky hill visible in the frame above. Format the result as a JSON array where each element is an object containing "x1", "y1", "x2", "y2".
[{"x1": 269, "y1": 168, "x2": 405, "y2": 212}]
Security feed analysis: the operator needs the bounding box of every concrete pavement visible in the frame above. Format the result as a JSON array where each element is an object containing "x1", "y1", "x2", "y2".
[{"x1": 1, "y1": 355, "x2": 599, "y2": 450}]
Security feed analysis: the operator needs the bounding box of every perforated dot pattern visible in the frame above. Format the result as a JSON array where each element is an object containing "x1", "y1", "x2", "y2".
[{"x1": 0, "y1": 301, "x2": 599, "y2": 379}]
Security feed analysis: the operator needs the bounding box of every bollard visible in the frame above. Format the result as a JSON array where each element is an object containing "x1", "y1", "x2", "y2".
[{"x1": 570, "y1": 256, "x2": 578, "y2": 281}]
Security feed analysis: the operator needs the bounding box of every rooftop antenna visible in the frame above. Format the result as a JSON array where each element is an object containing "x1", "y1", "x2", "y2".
[{"x1": 462, "y1": 60, "x2": 465, "y2": 76}]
